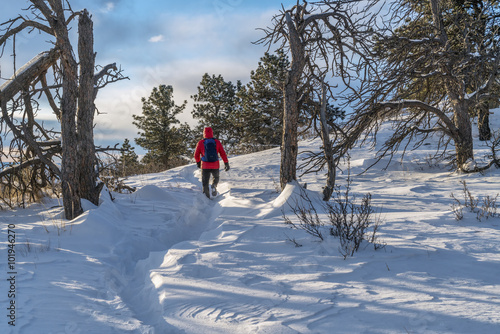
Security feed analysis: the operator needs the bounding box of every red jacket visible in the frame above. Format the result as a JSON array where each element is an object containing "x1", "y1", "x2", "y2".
[{"x1": 194, "y1": 127, "x2": 228, "y2": 169}]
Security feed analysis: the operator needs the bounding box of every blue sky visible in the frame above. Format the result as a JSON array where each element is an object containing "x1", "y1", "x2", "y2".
[{"x1": 1, "y1": 0, "x2": 296, "y2": 150}]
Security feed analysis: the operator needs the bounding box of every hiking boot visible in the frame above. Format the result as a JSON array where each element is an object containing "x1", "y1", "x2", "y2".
[{"x1": 211, "y1": 185, "x2": 217, "y2": 197}]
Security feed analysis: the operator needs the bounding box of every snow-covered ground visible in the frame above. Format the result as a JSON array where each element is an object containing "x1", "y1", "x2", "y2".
[{"x1": 1, "y1": 119, "x2": 500, "y2": 333}]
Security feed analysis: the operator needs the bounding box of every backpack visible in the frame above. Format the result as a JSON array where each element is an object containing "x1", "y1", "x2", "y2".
[{"x1": 202, "y1": 138, "x2": 218, "y2": 162}]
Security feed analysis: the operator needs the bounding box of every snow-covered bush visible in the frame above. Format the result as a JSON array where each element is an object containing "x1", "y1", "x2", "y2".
[
  {"x1": 326, "y1": 176, "x2": 381, "y2": 258},
  {"x1": 450, "y1": 180, "x2": 499, "y2": 222},
  {"x1": 283, "y1": 190, "x2": 325, "y2": 241},
  {"x1": 283, "y1": 179, "x2": 382, "y2": 258}
]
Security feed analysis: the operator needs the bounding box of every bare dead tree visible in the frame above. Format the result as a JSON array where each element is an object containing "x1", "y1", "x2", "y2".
[
  {"x1": 256, "y1": 3, "x2": 306, "y2": 191},
  {"x1": 317, "y1": 80, "x2": 336, "y2": 200},
  {"x1": 0, "y1": 2, "x2": 126, "y2": 218},
  {"x1": 297, "y1": 78, "x2": 345, "y2": 200},
  {"x1": 339, "y1": 0, "x2": 500, "y2": 173},
  {"x1": 0, "y1": 48, "x2": 62, "y2": 208},
  {"x1": 255, "y1": 0, "x2": 378, "y2": 192}
]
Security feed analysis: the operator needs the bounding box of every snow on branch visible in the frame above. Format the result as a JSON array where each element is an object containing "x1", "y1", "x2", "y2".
[
  {"x1": 0, "y1": 48, "x2": 59, "y2": 102},
  {"x1": 375, "y1": 99, "x2": 456, "y2": 134}
]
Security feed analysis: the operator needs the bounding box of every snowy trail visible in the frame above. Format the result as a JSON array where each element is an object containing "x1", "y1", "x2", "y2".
[
  {"x1": 125, "y1": 157, "x2": 310, "y2": 332},
  {"x1": 106, "y1": 167, "x2": 221, "y2": 333},
  {"x1": 139, "y1": 160, "x2": 382, "y2": 333}
]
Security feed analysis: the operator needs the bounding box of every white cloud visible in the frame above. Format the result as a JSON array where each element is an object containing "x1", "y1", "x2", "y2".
[
  {"x1": 101, "y1": 2, "x2": 115, "y2": 13},
  {"x1": 92, "y1": 54, "x2": 254, "y2": 148},
  {"x1": 91, "y1": 7, "x2": 281, "y2": 149},
  {"x1": 148, "y1": 35, "x2": 165, "y2": 43}
]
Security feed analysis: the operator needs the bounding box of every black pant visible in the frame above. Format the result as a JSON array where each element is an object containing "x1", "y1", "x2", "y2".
[{"x1": 202, "y1": 169, "x2": 219, "y2": 198}]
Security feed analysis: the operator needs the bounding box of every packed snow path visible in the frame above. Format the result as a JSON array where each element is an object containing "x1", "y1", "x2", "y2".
[{"x1": 1, "y1": 136, "x2": 500, "y2": 333}]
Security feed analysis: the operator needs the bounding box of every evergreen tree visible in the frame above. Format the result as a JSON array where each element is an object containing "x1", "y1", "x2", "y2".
[
  {"x1": 452, "y1": 0, "x2": 497, "y2": 141},
  {"x1": 117, "y1": 138, "x2": 139, "y2": 177},
  {"x1": 173, "y1": 122, "x2": 199, "y2": 159},
  {"x1": 191, "y1": 73, "x2": 242, "y2": 148},
  {"x1": 379, "y1": 0, "x2": 498, "y2": 141},
  {"x1": 238, "y1": 51, "x2": 289, "y2": 152},
  {"x1": 351, "y1": 0, "x2": 500, "y2": 171},
  {"x1": 133, "y1": 85, "x2": 189, "y2": 170}
]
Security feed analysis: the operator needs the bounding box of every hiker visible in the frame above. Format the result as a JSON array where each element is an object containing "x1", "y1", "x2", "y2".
[{"x1": 194, "y1": 127, "x2": 230, "y2": 198}]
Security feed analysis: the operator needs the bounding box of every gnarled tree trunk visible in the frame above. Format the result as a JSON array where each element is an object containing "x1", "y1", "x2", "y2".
[
  {"x1": 78, "y1": 10, "x2": 102, "y2": 205},
  {"x1": 454, "y1": 103, "x2": 474, "y2": 168},
  {"x1": 50, "y1": 1, "x2": 82, "y2": 219},
  {"x1": 477, "y1": 101, "x2": 492, "y2": 141},
  {"x1": 319, "y1": 82, "x2": 336, "y2": 201},
  {"x1": 1, "y1": 1, "x2": 125, "y2": 218},
  {"x1": 448, "y1": 85, "x2": 474, "y2": 169},
  {"x1": 280, "y1": 11, "x2": 306, "y2": 190}
]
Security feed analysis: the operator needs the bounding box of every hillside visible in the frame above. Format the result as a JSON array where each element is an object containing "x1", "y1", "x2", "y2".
[{"x1": 1, "y1": 119, "x2": 500, "y2": 333}]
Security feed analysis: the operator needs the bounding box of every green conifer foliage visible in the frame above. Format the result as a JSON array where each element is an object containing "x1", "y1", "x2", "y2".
[
  {"x1": 133, "y1": 85, "x2": 189, "y2": 170},
  {"x1": 238, "y1": 51, "x2": 289, "y2": 152},
  {"x1": 191, "y1": 73, "x2": 242, "y2": 147},
  {"x1": 117, "y1": 139, "x2": 139, "y2": 177}
]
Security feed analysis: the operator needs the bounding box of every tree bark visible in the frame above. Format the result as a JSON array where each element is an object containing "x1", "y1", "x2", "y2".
[
  {"x1": 453, "y1": 100, "x2": 474, "y2": 168},
  {"x1": 281, "y1": 81, "x2": 300, "y2": 190},
  {"x1": 280, "y1": 12, "x2": 306, "y2": 190},
  {"x1": 50, "y1": 2, "x2": 82, "y2": 219},
  {"x1": 477, "y1": 101, "x2": 492, "y2": 141},
  {"x1": 319, "y1": 82, "x2": 336, "y2": 201},
  {"x1": 77, "y1": 10, "x2": 101, "y2": 205}
]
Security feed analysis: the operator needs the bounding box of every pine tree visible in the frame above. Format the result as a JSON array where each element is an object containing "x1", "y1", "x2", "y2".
[
  {"x1": 191, "y1": 73, "x2": 242, "y2": 147},
  {"x1": 238, "y1": 51, "x2": 289, "y2": 152},
  {"x1": 386, "y1": 0, "x2": 495, "y2": 141},
  {"x1": 117, "y1": 139, "x2": 139, "y2": 177},
  {"x1": 133, "y1": 85, "x2": 189, "y2": 170},
  {"x1": 350, "y1": 0, "x2": 500, "y2": 171}
]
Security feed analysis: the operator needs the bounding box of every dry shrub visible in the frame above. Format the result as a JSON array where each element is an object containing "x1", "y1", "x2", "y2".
[{"x1": 283, "y1": 177, "x2": 383, "y2": 259}]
